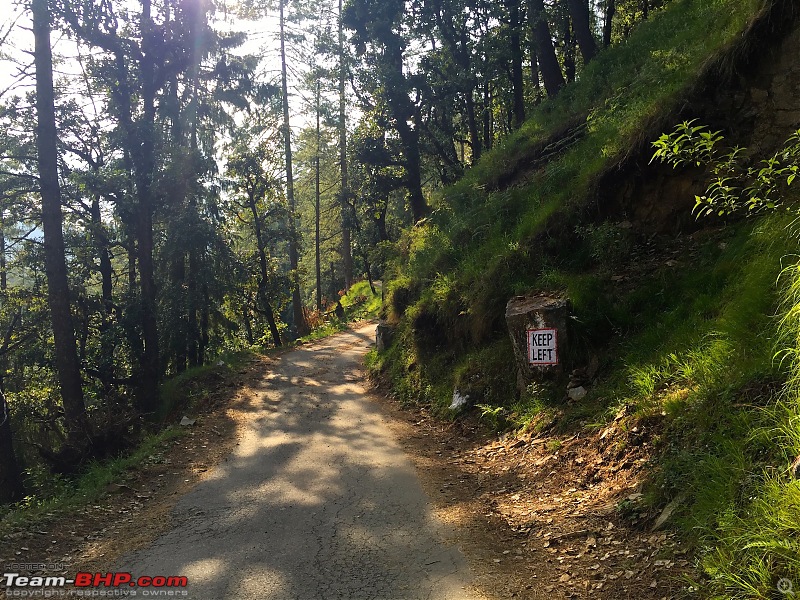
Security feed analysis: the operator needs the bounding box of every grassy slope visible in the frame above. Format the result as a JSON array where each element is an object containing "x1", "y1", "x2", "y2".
[{"x1": 374, "y1": 0, "x2": 800, "y2": 596}]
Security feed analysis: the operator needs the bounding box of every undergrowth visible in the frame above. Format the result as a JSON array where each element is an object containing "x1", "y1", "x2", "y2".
[
  {"x1": 298, "y1": 280, "x2": 382, "y2": 344},
  {"x1": 0, "y1": 425, "x2": 185, "y2": 530}
]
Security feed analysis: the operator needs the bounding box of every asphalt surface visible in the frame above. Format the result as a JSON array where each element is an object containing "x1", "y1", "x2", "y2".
[{"x1": 118, "y1": 322, "x2": 482, "y2": 600}]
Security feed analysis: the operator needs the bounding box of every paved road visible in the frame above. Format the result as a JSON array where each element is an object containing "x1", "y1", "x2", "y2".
[{"x1": 119, "y1": 322, "x2": 481, "y2": 600}]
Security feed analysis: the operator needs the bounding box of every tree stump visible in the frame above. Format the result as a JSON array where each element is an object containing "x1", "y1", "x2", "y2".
[{"x1": 505, "y1": 294, "x2": 570, "y2": 392}]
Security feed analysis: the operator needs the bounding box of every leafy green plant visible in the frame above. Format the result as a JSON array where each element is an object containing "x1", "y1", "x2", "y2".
[
  {"x1": 476, "y1": 404, "x2": 507, "y2": 431},
  {"x1": 652, "y1": 121, "x2": 800, "y2": 218}
]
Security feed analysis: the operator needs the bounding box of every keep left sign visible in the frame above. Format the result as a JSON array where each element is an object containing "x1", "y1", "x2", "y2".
[{"x1": 527, "y1": 328, "x2": 558, "y2": 365}]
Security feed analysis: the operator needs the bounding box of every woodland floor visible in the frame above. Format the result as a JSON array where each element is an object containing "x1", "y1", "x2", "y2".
[{"x1": 1, "y1": 322, "x2": 696, "y2": 599}]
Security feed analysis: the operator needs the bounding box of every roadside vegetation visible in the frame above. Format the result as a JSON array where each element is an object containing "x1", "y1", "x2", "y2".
[{"x1": 369, "y1": 0, "x2": 800, "y2": 596}]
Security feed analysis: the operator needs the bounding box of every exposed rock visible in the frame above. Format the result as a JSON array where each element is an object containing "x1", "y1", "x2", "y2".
[
  {"x1": 450, "y1": 389, "x2": 470, "y2": 411},
  {"x1": 652, "y1": 495, "x2": 686, "y2": 531},
  {"x1": 376, "y1": 321, "x2": 394, "y2": 351},
  {"x1": 568, "y1": 386, "x2": 588, "y2": 401}
]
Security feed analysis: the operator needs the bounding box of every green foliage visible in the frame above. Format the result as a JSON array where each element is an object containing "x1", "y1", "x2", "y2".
[
  {"x1": 652, "y1": 121, "x2": 800, "y2": 218},
  {"x1": 381, "y1": 0, "x2": 766, "y2": 364},
  {"x1": 339, "y1": 280, "x2": 382, "y2": 320},
  {"x1": 648, "y1": 116, "x2": 800, "y2": 596},
  {"x1": 158, "y1": 352, "x2": 251, "y2": 423},
  {"x1": 476, "y1": 404, "x2": 508, "y2": 431},
  {"x1": 575, "y1": 222, "x2": 634, "y2": 268},
  {"x1": 0, "y1": 426, "x2": 185, "y2": 528}
]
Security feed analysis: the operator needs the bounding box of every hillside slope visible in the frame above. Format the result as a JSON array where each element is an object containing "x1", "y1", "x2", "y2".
[{"x1": 372, "y1": 0, "x2": 800, "y2": 597}]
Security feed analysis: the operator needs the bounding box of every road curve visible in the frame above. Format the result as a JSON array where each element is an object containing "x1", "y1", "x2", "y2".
[{"x1": 118, "y1": 322, "x2": 482, "y2": 600}]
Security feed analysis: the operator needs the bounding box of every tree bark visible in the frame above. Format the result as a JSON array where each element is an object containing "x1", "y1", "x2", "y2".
[
  {"x1": 0, "y1": 222, "x2": 21, "y2": 504},
  {"x1": 563, "y1": 17, "x2": 576, "y2": 83},
  {"x1": 186, "y1": 217, "x2": 200, "y2": 367},
  {"x1": 0, "y1": 390, "x2": 23, "y2": 504},
  {"x1": 528, "y1": 0, "x2": 566, "y2": 96},
  {"x1": 133, "y1": 0, "x2": 161, "y2": 413},
  {"x1": 482, "y1": 81, "x2": 492, "y2": 151},
  {"x1": 603, "y1": 0, "x2": 615, "y2": 47},
  {"x1": 315, "y1": 82, "x2": 322, "y2": 312},
  {"x1": 199, "y1": 278, "x2": 209, "y2": 362},
  {"x1": 507, "y1": 0, "x2": 526, "y2": 128},
  {"x1": 32, "y1": 0, "x2": 87, "y2": 443},
  {"x1": 338, "y1": 0, "x2": 353, "y2": 290},
  {"x1": 384, "y1": 43, "x2": 427, "y2": 222},
  {"x1": 247, "y1": 191, "x2": 282, "y2": 348},
  {"x1": 529, "y1": 43, "x2": 542, "y2": 102},
  {"x1": 567, "y1": 0, "x2": 598, "y2": 65},
  {"x1": 0, "y1": 212, "x2": 6, "y2": 291},
  {"x1": 279, "y1": 0, "x2": 308, "y2": 336},
  {"x1": 90, "y1": 196, "x2": 115, "y2": 390}
]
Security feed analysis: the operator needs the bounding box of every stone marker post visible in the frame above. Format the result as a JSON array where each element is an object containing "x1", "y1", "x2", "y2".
[
  {"x1": 376, "y1": 320, "x2": 393, "y2": 351},
  {"x1": 505, "y1": 294, "x2": 570, "y2": 392}
]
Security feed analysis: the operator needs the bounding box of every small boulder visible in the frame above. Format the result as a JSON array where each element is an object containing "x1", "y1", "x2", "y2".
[
  {"x1": 376, "y1": 321, "x2": 394, "y2": 351},
  {"x1": 568, "y1": 386, "x2": 587, "y2": 401},
  {"x1": 449, "y1": 389, "x2": 470, "y2": 411}
]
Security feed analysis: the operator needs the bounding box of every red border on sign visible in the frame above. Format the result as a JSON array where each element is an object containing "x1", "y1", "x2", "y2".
[{"x1": 527, "y1": 328, "x2": 559, "y2": 365}]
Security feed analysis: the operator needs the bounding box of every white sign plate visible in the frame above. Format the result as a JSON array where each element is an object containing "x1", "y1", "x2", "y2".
[{"x1": 527, "y1": 328, "x2": 558, "y2": 365}]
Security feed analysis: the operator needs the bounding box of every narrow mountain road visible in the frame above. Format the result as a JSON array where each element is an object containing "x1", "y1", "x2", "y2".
[{"x1": 118, "y1": 322, "x2": 484, "y2": 600}]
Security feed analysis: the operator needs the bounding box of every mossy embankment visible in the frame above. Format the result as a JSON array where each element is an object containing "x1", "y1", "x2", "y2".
[{"x1": 371, "y1": 0, "x2": 800, "y2": 596}]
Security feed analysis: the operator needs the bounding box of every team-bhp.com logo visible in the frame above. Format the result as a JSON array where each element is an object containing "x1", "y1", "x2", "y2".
[{"x1": 3, "y1": 572, "x2": 188, "y2": 597}]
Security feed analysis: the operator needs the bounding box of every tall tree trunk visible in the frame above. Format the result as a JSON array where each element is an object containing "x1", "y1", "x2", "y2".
[
  {"x1": 603, "y1": 0, "x2": 615, "y2": 47},
  {"x1": 529, "y1": 0, "x2": 566, "y2": 96},
  {"x1": 465, "y1": 91, "x2": 481, "y2": 162},
  {"x1": 0, "y1": 266, "x2": 23, "y2": 503},
  {"x1": 279, "y1": 0, "x2": 307, "y2": 336},
  {"x1": 338, "y1": 0, "x2": 353, "y2": 291},
  {"x1": 167, "y1": 46, "x2": 188, "y2": 375},
  {"x1": 0, "y1": 212, "x2": 6, "y2": 291},
  {"x1": 187, "y1": 97, "x2": 201, "y2": 369},
  {"x1": 127, "y1": 238, "x2": 137, "y2": 294},
  {"x1": 483, "y1": 81, "x2": 492, "y2": 151},
  {"x1": 186, "y1": 245, "x2": 199, "y2": 367},
  {"x1": 363, "y1": 254, "x2": 375, "y2": 295},
  {"x1": 199, "y1": 278, "x2": 209, "y2": 362},
  {"x1": 243, "y1": 308, "x2": 254, "y2": 345},
  {"x1": 641, "y1": 0, "x2": 648, "y2": 20},
  {"x1": 170, "y1": 254, "x2": 187, "y2": 374},
  {"x1": 507, "y1": 0, "x2": 526, "y2": 129},
  {"x1": 134, "y1": 0, "x2": 161, "y2": 413},
  {"x1": 315, "y1": 82, "x2": 323, "y2": 312},
  {"x1": 247, "y1": 192, "x2": 282, "y2": 348},
  {"x1": 529, "y1": 44, "x2": 542, "y2": 103},
  {"x1": 567, "y1": 0, "x2": 598, "y2": 64},
  {"x1": 32, "y1": 0, "x2": 87, "y2": 443},
  {"x1": 384, "y1": 42, "x2": 427, "y2": 222},
  {"x1": 0, "y1": 389, "x2": 23, "y2": 504},
  {"x1": 90, "y1": 196, "x2": 115, "y2": 390},
  {"x1": 563, "y1": 17, "x2": 576, "y2": 83}
]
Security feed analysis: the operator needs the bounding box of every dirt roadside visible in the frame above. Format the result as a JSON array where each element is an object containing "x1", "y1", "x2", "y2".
[
  {"x1": 378, "y1": 401, "x2": 696, "y2": 600},
  {"x1": 1, "y1": 324, "x2": 695, "y2": 599}
]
